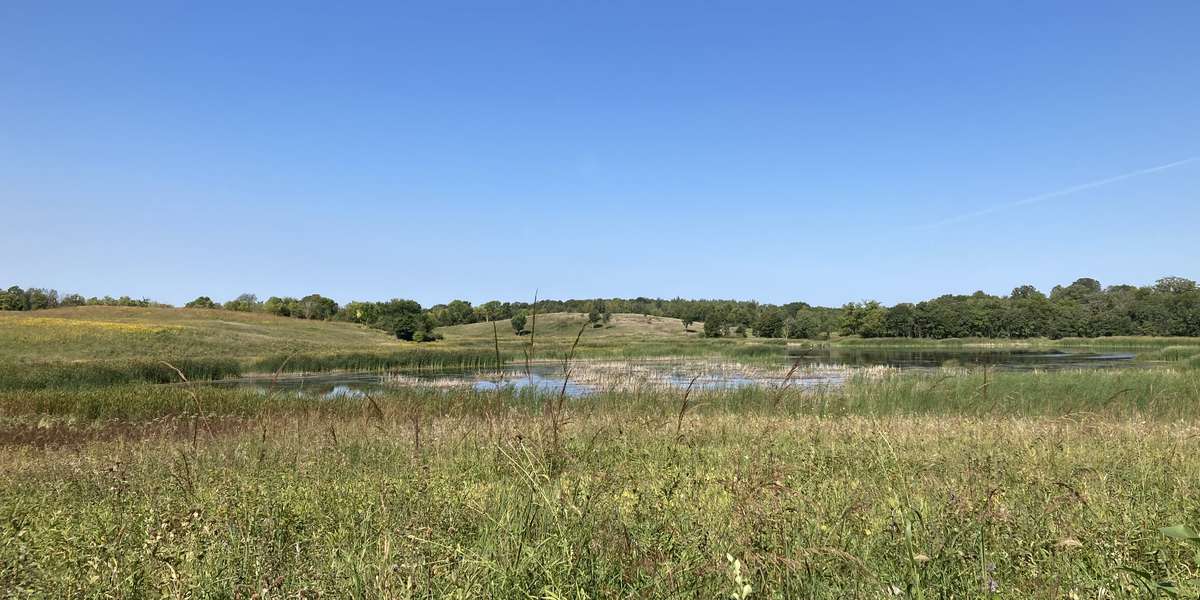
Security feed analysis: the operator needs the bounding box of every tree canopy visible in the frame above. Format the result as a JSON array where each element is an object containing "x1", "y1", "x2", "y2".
[{"x1": 4, "y1": 275, "x2": 1199, "y2": 339}]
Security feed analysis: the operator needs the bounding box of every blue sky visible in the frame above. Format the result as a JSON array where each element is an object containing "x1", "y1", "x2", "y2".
[{"x1": 2, "y1": 2, "x2": 1197, "y2": 308}]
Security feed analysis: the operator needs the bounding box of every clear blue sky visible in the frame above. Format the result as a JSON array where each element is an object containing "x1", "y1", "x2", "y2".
[{"x1": 3, "y1": 2, "x2": 1197, "y2": 308}]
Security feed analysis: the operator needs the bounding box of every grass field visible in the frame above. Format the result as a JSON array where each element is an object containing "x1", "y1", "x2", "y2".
[
  {"x1": 3, "y1": 371, "x2": 1200, "y2": 597},
  {"x1": 3, "y1": 307, "x2": 1200, "y2": 596},
  {"x1": 0, "y1": 306, "x2": 408, "y2": 362}
]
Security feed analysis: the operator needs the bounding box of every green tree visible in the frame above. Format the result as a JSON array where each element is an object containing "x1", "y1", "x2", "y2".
[
  {"x1": 753, "y1": 310, "x2": 784, "y2": 338},
  {"x1": 703, "y1": 314, "x2": 724, "y2": 338},
  {"x1": 340, "y1": 301, "x2": 378, "y2": 324},
  {"x1": 264, "y1": 296, "x2": 297, "y2": 317},
  {"x1": 223, "y1": 293, "x2": 261, "y2": 312},
  {"x1": 1155, "y1": 276, "x2": 1197, "y2": 294},
  {"x1": 784, "y1": 312, "x2": 819, "y2": 339},
  {"x1": 476, "y1": 300, "x2": 508, "y2": 322},
  {"x1": 60, "y1": 293, "x2": 86, "y2": 307},
  {"x1": 445, "y1": 300, "x2": 475, "y2": 325},
  {"x1": 185, "y1": 296, "x2": 217, "y2": 309},
  {"x1": 511, "y1": 312, "x2": 527, "y2": 335},
  {"x1": 298, "y1": 294, "x2": 338, "y2": 320},
  {"x1": 0, "y1": 286, "x2": 26, "y2": 311},
  {"x1": 1010, "y1": 285, "x2": 1045, "y2": 300},
  {"x1": 840, "y1": 301, "x2": 888, "y2": 337},
  {"x1": 25, "y1": 288, "x2": 58, "y2": 310}
]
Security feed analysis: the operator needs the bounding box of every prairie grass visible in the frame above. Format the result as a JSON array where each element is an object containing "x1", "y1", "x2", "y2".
[
  {"x1": 3, "y1": 367, "x2": 1198, "y2": 423},
  {"x1": 2, "y1": 402, "x2": 1198, "y2": 597},
  {"x1": 0, "y1": 306, "x2": 407, "y2": 362},
  {"x1": 0, "y1": 358, "x2": 243, "y2": 391},
  {"x1": 250, "y1": 349, "x2": 500, "y2": 375},
  {"x1": 1142, "y1": 345, "x2": 1200, "y2": 362},
  {"x1": 5, "y1": 309, "x2": 1200, "y2": 596}
]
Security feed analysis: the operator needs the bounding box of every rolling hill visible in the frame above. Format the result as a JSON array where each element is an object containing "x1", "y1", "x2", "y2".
[{"x1": 0, "y1": 306, "x2": 407, "y2": 362}]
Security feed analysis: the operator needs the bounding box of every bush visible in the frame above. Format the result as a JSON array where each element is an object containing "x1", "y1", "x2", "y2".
[
  {"x1": 185, "y1": 296, "x2": 217, "y2": 309},
  {"x1": 703, "y1": 317, "x2": 723, "y2": 338}
]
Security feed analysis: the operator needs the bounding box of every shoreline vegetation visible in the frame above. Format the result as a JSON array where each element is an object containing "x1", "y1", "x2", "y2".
[{"x1": 1, "y1": 305, "x2": 1199, "y2": 390}]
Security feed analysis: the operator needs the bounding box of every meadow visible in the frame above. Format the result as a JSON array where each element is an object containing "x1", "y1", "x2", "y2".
[
  {"x1": 9, "y1": 307, "x2": 1199, "y2": 391},
  {"x1": 2, "y1": 307, "x2": 1200, "y2": 597}
]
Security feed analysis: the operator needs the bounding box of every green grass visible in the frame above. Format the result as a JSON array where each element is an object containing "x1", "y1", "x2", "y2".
[
  {"x1": 3, "y1": 368, "x2": 1198, "y2": 421},
  {"x1": 1140, "y1": 345, "x2": 1200, "y2": 362},
  {"x1": 0, "y1": 358, "x2": 244, "y2": 391},
  {"x1": 3, "y1": 377, "x2": 1200, "y2": 597},
  {"x1": 0, "y1": 306, "x2": 408, "y2": 363},
  {"x1": 250, "y1": 349, "x2": 501, "y2": 375},
  {"x1": 5, "y1": 308, "x2": 1200, "y2": 595}
]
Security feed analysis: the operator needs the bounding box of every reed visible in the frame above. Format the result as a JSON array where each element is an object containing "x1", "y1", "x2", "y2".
[
  {"x1": 249, "y1": 349, "x2": 499, "y2": 374},
  {"x1": 3, "y1": 408, "x2": 1198, "y2": 596},
  {"x1": 0, "y1": 358, "x2": 242, "y2": 390}
]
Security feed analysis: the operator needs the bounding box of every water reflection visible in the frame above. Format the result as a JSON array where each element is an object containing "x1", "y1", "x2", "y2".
[{"x1": 207, "y1": 347, "x2": 1143, "y2": 400}]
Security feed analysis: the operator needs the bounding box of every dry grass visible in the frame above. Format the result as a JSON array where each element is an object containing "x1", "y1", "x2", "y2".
[{"x1": 0, "y1": 306, "x2": 406, "y2": 362}]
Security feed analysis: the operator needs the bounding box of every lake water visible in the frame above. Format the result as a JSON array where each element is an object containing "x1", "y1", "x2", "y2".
[{"x1": 206, "y1": 347, "x2": 1146, "y2": 400}]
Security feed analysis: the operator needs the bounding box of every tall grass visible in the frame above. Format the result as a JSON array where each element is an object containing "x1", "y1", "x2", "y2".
[
  {"x1": 250, "y1": 349, "x2": 499, "y2": 374},
  {"x1": 5, "y1": 368, "x2": 1198, "y2": 422},
  {"x1": 3, "y1": 409, "x2": 1198, "y2": 596},
  {"x1": 0, "y1": 358, "x2": 241, "y2": 391},
  {"x1": 1141, "y1": 345, "x2": 1200, "y2": 362}
]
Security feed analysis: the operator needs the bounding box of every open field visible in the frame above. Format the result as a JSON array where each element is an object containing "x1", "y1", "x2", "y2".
[
  {"x1": 0, "y1": 306, "x2": 408, "y2": 362},
  {"x1": 3, "y1": 371, "x2": 1200, "y2": 597},
  {"x1": 3, "y1": 306, "x2": 1200, "y2": 595}
]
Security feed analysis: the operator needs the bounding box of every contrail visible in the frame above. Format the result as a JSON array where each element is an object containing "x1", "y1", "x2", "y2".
[{"x1": 920, "y1": 156, "x2": 1199, "y2": 229}]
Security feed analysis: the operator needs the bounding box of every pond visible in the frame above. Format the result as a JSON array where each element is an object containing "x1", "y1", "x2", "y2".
[{"x1": 206, "y1": 347, "x2": 1148, "y2": 400}]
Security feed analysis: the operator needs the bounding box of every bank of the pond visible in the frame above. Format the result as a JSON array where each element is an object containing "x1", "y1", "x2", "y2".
[{"x1": 3, "y1": 367, "x2": 1198, "y2": 422}]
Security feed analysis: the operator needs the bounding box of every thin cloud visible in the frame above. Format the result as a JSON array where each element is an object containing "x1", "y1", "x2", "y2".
[{"x1": 920, "y1": 156, "x2": 1199, "y2": 229}]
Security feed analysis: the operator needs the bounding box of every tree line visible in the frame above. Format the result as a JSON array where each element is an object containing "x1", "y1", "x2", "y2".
[
  {"x1": 836, "y1": 277, "x2": 1200, "y2": 338},
  {"x1": 0, "y1": 287, "x2": 168, "y2": 311},
  {"x1": 4, "y1": 275, "x2": 1199, "y2": 339}
]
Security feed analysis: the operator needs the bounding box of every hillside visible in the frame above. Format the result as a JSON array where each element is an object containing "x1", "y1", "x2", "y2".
[
  {"x1": 435, "y1": 312, "x2": 784, "y2": 359},
  {"x1": 0, "y1": 308, "x2": 775, "y2": 368},
  {"x1": 437, "y1": 312, "x2": 699, "y2": 343},
  {"x1": 0, "y1": 306, "x2": 407, "y2": 362}
]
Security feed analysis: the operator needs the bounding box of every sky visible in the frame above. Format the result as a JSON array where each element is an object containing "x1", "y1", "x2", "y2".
[{"x1": 2, "y1": 1, "x2": 1198, "y2": 308}]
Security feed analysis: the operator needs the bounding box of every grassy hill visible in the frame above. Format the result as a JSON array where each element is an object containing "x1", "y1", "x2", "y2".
[
  {"x1": 0, "y1": 308, "x2": 782, "y2": 388},
  {"x1": 437, "y1": 312, "x2": 785, "y2": 359},
  {"x1": 0, "y1": 305, "x2": 407, "y2": 363},
  {"x1": 0, "y1": 307, "x2": 779, "y2": 365},
  {"x1": 438, "y1": 312, "x2": 700, "y2": 345}
]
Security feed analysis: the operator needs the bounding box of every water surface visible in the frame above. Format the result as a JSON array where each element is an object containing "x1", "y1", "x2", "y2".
[{"x1": 207, "y1": 346, "x2": 1147, "y2": 399}]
